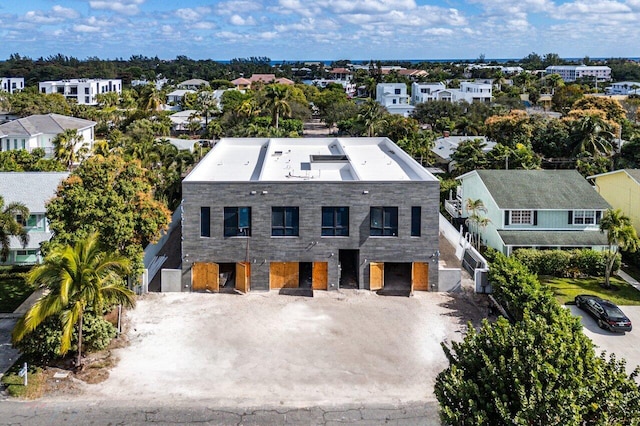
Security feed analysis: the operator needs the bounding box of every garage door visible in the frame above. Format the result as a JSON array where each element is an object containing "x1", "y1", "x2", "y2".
[
  {"x1": 369, "y1": 262, "x2": 384, "y2": 291},
  {"x1": 312, "y1": 262, "x2": 328, "y2": 290},
  {"x1": 236, "y1": 262, "x2": 251, "y2": 293},
  {"x1": 412, "y1": 262, "x2": 429, "y2": 291},
  {"x1": 192, "y1": 262, "x2": 219, "y2": 292},
  {"x1": 270, "y1": 262, "x2": 299, "y2": 289}
]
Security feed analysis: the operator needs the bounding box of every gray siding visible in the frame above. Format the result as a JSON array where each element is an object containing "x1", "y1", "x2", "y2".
[{"x1": 182, "y1": 181, "x2": 440, "y2": 291}]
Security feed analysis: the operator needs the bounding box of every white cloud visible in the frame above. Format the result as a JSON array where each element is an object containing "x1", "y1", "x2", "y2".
[
  {"x1": 74, "y1": 24, "x2": 100, "y2": 33},
  {"x1": 324, "y1": 0, "x2": 417, "y2": 14},
  {"x1": 23, "y1": 5, "x2": 80, "y2": 24},
  {"x1": 176, "y1": 7, "x2": 212, "y2": 21},
  {"x1": 193, "y1": 21, "x2": 216, "y2": 30},
  {"x1": 52, "y1": 5, "x2": 81, "y2": 19},
  {"x1": 89, "y1": 0, "x2": 144, "y2": 16},
  {"x1": 216, "y1": 1, "x2": 262, "y2": 15},
  {"x1": 229, "y1": 14, "x2": 256, "y2": 26}
]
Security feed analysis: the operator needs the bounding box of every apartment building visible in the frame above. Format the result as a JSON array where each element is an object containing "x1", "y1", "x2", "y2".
[
  {"x1": 181, "y1": 137, "x2": 440, "y2": 293},
  {"x1": 38, "y1": 79, "x2": 122, "y2": 105}
]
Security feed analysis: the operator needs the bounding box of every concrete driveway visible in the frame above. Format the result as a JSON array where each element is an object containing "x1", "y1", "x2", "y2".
[
  {"x1": 58, "y1": 291, "x2": 483, "y2": 408},
  {"x1": 568, "y1": 305, "x2": 640, "y2": 375}
]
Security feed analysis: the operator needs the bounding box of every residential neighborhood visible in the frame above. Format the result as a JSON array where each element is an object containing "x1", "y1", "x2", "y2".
[{"x1": 2, "y1": 14, "x2": 640, "y2": 423}]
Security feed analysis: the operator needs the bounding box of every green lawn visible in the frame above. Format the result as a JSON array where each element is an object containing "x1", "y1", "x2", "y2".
[
  {"x1": 0, "y1": 266, "x2": 36, "y2": 313},
  {"x1": 540, "y1": 275, "x2": 640, "y2": 306}
]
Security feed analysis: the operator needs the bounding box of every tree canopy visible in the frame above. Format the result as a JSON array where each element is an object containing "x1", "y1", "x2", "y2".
[{"x1": 45, "y1": 154, "x2": 171, "y2": 274}]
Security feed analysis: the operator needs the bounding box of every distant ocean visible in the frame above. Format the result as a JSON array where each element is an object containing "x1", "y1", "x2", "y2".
[{"x1": 216, "y1": 57, "x2": 640, "y2": 66}]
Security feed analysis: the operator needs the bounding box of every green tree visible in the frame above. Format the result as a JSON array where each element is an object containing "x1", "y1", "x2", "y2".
[
  {"x1": 552, "y1": 85, "x2": 584, "y2": 114},
  {"x1": 465, "y1": 198, "x2": 488, "y2": 249},
  {"x1": 567, "y1": 110, "x2": 616, "y2": 157},
  {"x1": 12, "y1": 233, "x2": 134, "y2": 366},
  {"x1": 264, "y1": 84, "x2": 292, "y2": 129},
  {"x1": 437, "y1": 251, "x2": 640, "y2": 425},
  {"x1": 357, "y1": 98, "x2": 387, "y2": 137},
  {"x1": 45, "y1": 155, "x2": 171, "y2": 274},
  {"x1": 52, "y1": 129, "x2": 88, "y2": 170},
  {"x1": 600, "y1": 209, "x2": 639, "y2": 288},
  {"x1": 450, "y1": 138, "x2": 488, "y2": 176},
  {"x1": 0, "y1": 196, "x2": 29, "y2": 262}
]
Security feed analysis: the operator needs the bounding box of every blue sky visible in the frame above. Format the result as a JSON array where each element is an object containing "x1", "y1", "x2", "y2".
[{"x1": 0, "y1": 0, "x2": 638, "y2": 61}]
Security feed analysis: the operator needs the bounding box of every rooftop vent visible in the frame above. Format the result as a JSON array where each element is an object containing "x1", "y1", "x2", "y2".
[
  {"x1": 273, "y1": 151, "x2": 283, "y2": 156},
  {"x1": 310, "y1": 155, "x2": 348, "y2": 163}
]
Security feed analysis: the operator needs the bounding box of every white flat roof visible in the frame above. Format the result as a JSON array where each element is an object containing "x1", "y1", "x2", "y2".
[{"x1": 184, "y1": 138, "x2": 438, "y2": 182}]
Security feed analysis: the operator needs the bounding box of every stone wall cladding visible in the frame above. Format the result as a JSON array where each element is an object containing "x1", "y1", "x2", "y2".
[{"x1": 181, "y1": 181, "x2": 440, "y2": 291}]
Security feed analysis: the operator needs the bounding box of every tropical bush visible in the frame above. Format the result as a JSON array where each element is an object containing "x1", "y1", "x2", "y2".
[
  {"x1": 435, "y1": 251, "x2": 640, "y2": 425},
  {"x1": 14, "y1": 312, "x2": 116, "y2": 363},
  {"x1": 513, "y1": 248, "x2": 620, "y2": 277}
]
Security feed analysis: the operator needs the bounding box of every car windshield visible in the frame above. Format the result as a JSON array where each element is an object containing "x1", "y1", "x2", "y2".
[{"x1": 603, "y1": 305, "x2": 626, "y2": 318}]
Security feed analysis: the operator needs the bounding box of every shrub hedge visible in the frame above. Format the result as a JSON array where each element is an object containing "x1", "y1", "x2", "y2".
[{"x1": 512, "y1": 248, "x2": 620, "y2": 277}]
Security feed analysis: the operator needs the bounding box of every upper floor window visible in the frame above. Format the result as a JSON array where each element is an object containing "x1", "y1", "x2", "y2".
[
  {"x1": 571, "y1": 210, "x2": 601, "y2": 225},
  {"x1": 370, "y1": 207, "x2": 398, "y2": 236},
  {"x1": 507, "y1": 210, "x2": 534, "y2": 225},
  {"x1": 394, "y1": 88, "x2": 401, "y2": 94},
  {"x1": 411, "y1": 206, "x2": 421, "y2": 237},
  {"x1": 272, "y1": 207, "x2": 299, "y2": 236},
  {"x1": 200, "y1": 207, "x2": 210, "y2": 237},
  {"x1": 322, "y1": 207, "x2": 349, "y2": 236},
  {"x1": 224, "y1": 207, "x2": 251, "y2": 237}
]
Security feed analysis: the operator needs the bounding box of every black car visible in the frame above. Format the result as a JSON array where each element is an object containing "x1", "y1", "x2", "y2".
[{"x1": 575, "y1": 295, "x2": 632, "y2": 332}]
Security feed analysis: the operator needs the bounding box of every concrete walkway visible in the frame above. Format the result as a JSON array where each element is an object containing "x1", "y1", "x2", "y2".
[
  {"x1": 617, "y1": 270, "x2": 640, "y2": 292},
  {"x1": 0, "y1": 288, "x2": 45, "y2": 377}
]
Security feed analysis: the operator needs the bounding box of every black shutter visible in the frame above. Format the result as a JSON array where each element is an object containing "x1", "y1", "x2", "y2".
[
  {"x1": 504, "y1": 210, "x2": 509, "y2": 226},
  {"x1": 596, "y1": 210, "x2": 602, "y2": 224},
  {"x1": 568, "y1": 211, "x2": 573, "y2": 224},
  {"x1": 533, "y1": 211, "x2": 538, "y2": 226}
]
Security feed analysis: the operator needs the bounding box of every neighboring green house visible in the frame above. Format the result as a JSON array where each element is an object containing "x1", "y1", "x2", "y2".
[
  {"x1": 445, "y1": 170, "x2": 611, "y2": 255},
  {"x1": 0, "y1": 172, "x2": 69, "y2": 265},
  {"x1": 588, "y1": 169, "x2": 640, "y2": 235}
]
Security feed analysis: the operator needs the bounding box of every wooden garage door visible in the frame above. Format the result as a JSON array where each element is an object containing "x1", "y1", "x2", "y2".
[
  {"x1": 270, "y1": 262, "x2": 299, "y2": 289},
  {"x1": 312, "y1": 262, "x2": 328, "y2": 290},
  {"x1": 192, "y1": 262, "x2": 219, "y2": 292},
  {"x1": 236, "y1": 262, "x2": 251, "y2": 293},
  {"x1": 369, "y1": 262, "x2": 384, "y2": 291},
  {"x1": 412, "y1": 262, "x2": 429, "y2": 291}
]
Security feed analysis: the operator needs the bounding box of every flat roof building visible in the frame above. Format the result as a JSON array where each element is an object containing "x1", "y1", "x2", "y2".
[
  {"x1": 39, "y1": 79, "x2": 122, "y2": 105},
  {"x1": 545, "y1": 65, "x2": 611, "y2": 82},
  {"x1": 182, "y1": 137, "x2": 440, "y2": 293}
]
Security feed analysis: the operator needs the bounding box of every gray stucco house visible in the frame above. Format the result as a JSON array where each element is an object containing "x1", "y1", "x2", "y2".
[
  {"x1": 181, "y1": 137, "x2": 440, "y2": 293},
  {"x1": 445, "y1": 170, "x2": 611, "y2": 255}
]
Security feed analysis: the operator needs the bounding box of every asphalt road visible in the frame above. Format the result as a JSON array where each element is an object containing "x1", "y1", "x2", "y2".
[{"x1": 0, "y1": 400, "x2": 442, "y2": 425}]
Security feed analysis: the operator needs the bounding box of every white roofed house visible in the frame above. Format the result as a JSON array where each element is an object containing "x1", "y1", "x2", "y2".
[
  {"x1": 39, "y1": 79, "x2": 122, "y2": 106},
  {"x1": 375, "y1": 83, "x2": 415, "y2": 116},
  {"x1": 0, "y1": 77, "x2": 25, "y2": 94},
  {"x1": 0, "y1": 114, "x2": 96, "y2": 159},
  {"x1": 411, "y1": 82, "x2": 446, "y2": 104},
  {"x1": 0, "y1": 172, "x2": 69, "y2": 265}
]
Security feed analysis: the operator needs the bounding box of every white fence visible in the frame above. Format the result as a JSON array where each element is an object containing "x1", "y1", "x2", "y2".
[{"x1": 439, "y1": 213, "x2": 491, "y2": 293}]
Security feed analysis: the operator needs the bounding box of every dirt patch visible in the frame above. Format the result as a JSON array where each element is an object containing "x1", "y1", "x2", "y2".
[{"x1": 38, "y1": 290, "x2": 488, "y2": 407}]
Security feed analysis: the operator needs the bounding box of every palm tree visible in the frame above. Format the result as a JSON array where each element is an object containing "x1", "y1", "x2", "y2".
[
  {"x1": 358, "y1": 98, "x2": 387, "y2": 137},
  {"x1": 264, "y1": 85, "x2": 292, "y2": 129},
  {"x1": 140, "y1": 84, "x2": 163, "y2": 113},
  {"x1": 12, "y1": 233, "x2": 134, "y2": 367},
  {"x1": 0, "y1": 196, "x2": 30, "y2": 262},
  {"x1": 569, "y1": 112, "x2": 615, "y2": 157},
  {"x1": 465, "y1": 198, "x2": 488, "y2": 250},
  {"x1": 52, "y1": 129, "x2": 88, "y2": 170},
  {"x1": 600, "y1": 209, "x2": 639, "y2": 288}
]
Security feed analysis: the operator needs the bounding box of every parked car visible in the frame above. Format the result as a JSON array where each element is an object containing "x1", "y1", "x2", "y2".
[{"x1": 575, "y1": 294, "x2": 632, "y2": 332}]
